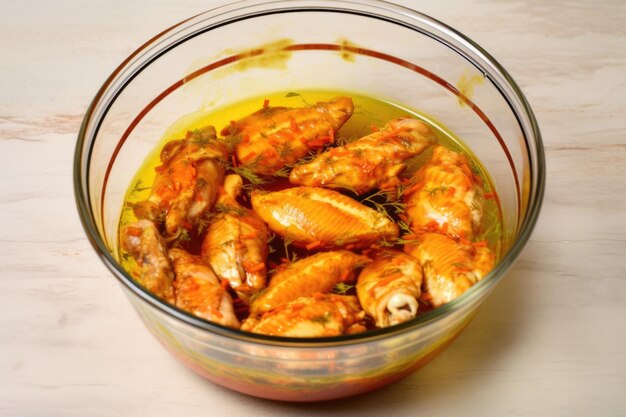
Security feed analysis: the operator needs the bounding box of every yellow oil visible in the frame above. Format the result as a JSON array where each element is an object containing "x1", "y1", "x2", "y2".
[{"x1": 118, "y1": 90, "x2": 502, "y2": 273}]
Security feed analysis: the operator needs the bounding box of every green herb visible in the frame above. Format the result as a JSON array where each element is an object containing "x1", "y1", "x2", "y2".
[
  {"x1": 333, "y1": 235, "x2": 360, "y2": 247},
  {"x1": 334, "y1": 134, "x2": 358, "y2": 147},
  {"x1": 394, "y1": 236, "x2": 420, "y2": 245},
  {"x1": 222, "y1": 133, "x2": 242, "y2": 151},
  {"x1": 248, "y1": 288, "x2": 267, "y2": 304},
  {"x1": 427, "y1": 185, "x2": 450, "y2": 196},
  {"x1": 311, "y1": 312, "x2": 331, "y2": 326},
  {"x1": 189, "y1": 127, "x2": 217, "y2": 145},
  {"x1": 214, "y1": 202, "x2": 246, "y2": 217},
  {"x1": 219, "y1": 239, "x2": 235, "y2": 248},
  {"x1": 230, "y1": 166, "x2": 270, "y2": 190},
  {"x1": 397, "y1": 219, "x2": 412, "y2": 235},
  {"x1": 287, "y1": 149, "x2": 321, "y2": 168},
  {"x1": 271, "y1": 165, "x2": 292, "y2": 178},
  {"x1": 360, "y1": 188, "x2": 406, "y2": 221},
  {"x1": 333, "y1": 282, "x2": 355, "y2": 295},
  {"x1": 193, "y1": 214, "x2": 213, "y2": 236},
  {"x1": 284, "y1": 91, "x2": 311, "y2": 106},
  {"x1": 267, "y1": 231, "x2": 277, "y2": 253},
  {"x1": 192, "y1": 202, "x2": 246, "y2": 235},
  {"x1": 353, "y1": 148, "x2": 365, "y2": 158},
  {"x1": 283, "y1": 235, "x2": 298, "y2": 263},
  {"x1": 196, "y1": 177, "x2": 208, "y2": 188},
  {"x1": 276, "y1": 142, "x2": 293, "y2": 158},
  {"x1": 171, "y1": 228, "x2": 191, "y2": 248},
  {"x1": 121, "y1": 251, "x2": 132, "y2": 263},
  {"x1": 375, "y1": 237, "x2": 396, "y2": 248},
  {"x1": 129, "y1": 179, "x2": 152, "y2": 198}
]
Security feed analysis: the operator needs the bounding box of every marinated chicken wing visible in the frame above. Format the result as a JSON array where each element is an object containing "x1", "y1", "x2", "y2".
[
  {"x1": 201, "y1": 175, "x2": 269, "y2": 301},
  {"x1": 120, "y1": 219, "x2": 175, "y2": 303},
  {"x1": 356, "y1": 249, "x2": 423, "y2": 328},
  {"x1": 242, "y1": 294, "x2": 366, "y2": 337},
  {"x1": 249, "y1": 250, "x2": 369, "y2": 315},
  {"x1": 251, "y1": 187, "x2": 398, "y2": 249},
  {"x1": 133, "y1": 127, "x2": 228, "y2": 236},
  {"x1": 290, "y1": 117, "x2": 437, "y2": 194},
  {"x1": 404, "y1": 145, "x2": 484, "y2": 240},
  {"x1": 404, "y1": 233, "x2": 495, "y2": 307},
  {"x1": 222, "y1": 97, "x2": 353, "y2": 175},
  {"x1": 168, "y1": 248, "x2": 240, "y2": 328}
]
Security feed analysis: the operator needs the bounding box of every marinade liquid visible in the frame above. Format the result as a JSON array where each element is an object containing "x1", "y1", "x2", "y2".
[{"x1": 119, "y1": 90, "x2": 502, "y2": 317}]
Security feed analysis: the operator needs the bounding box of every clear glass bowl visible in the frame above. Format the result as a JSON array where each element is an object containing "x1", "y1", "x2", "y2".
[{"x1": 74, "y1": 0, "x2": 544, "y2": 402}]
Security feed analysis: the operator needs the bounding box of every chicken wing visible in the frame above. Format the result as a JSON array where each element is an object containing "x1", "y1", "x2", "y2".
[
  {"x1": 242, "y1": 294, "x2": 366, "y2": 337},
  {"x1": 168, "y1": 248, "x2": 240, "y2": 328},
  {"x1": 133, "y1": 126, "x2": 228, "y2": 236},
  {"x1": 201, "y1": 175, "x2": 269, "y2": 301},
  {"x1": 249, "y1": 250, "x2": 369, "y2": 315},
  {"x1": 251, "y1": 186, "x2": 398, "y2": 249},
  {"x1": 404, "y1": 233, "x2": 495, "y2": 307},
  {"x1": 120, "y1": 219, "x2": 175, "y2": 303},
  {"x1": 290, "y1": 117, "x2": 437, "y2": 194},
  {"x1": 404, "y1": 145, "x2": 484, "y2": 240},
  {"x1": 222, "y1": 97, "x2": 354, "y2": 175},
  {"x1": 356, "y1": 249, "x2": 423, "y2": 328}
]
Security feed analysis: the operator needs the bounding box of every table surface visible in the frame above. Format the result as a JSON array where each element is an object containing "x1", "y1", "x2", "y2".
[{"x1": 2, "y1": 0, "x2": 625, "y2": 416}]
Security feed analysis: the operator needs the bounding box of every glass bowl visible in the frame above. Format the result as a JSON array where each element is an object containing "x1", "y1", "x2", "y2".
[{"x1": 74, "y1": 0, "x2": 544, "y2": 402}]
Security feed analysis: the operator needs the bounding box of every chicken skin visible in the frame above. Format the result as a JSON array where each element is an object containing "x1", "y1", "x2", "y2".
[
  {"x1": 356, "y1": 249, "x2": 423, "y2": 328},
  {"x1": 251, "y1": 187, "x2": 398, "y2": 249},
  {"x1": 404, "y1": 233, "x2": 495, "y2": 307},
  {"x1": 222, "y1": 97, "x2": 353, "y2": 175},
  {"x1": 249, "y1": 250, "x2": 369, "y2": 316},
  {"x1": 290, "y1": 117, "x2": 437, "y2": 194},
  {"x1": 168, "y1": 248, "x2": 240, "y2": 328},
  {"x1": 201, "y1": 175, "x2": 269, "y2": 301},
  {"x1": 120, "y1": 219, "x2": 175, "y2": 303},
  {"x1": 242, "y1": 294, "x2": 366, "y2": 337},
  {"x1": 133, "y1": 126, "x2": 228, "y2": 236},
  {"x1": 404, "y1": 145, "x2": 484, "y2": 240}
]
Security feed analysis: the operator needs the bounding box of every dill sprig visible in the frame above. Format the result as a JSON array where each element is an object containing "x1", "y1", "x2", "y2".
[
  {"x1": 188, "y1": 126, "x2": 217, "y2": 145},
  {"x1": 271, "y1": 165, "x2": 292, "y2": 178},
  {"x1": 311, "y1": 312, "x2": 331, "y2": 326},
  {"x1": 374, "y1": 237, "x2": 396, "y2": 248},
  {"x1": 273, "y1": 149, "x2": 322, "y2": 178},
  {"x1": 360, "y1": 188, "x2": 406, "y2": 221},
  {"x1": 333, "y1": 282, "x2": 355, "y2": 295},
  {"x1": 193, "y1": 213, "x2": 213, "y2": 236},
  {"x1": 284, "y1": 91, "x2": 312, "y2": 106},
  {"x1": 394, "y1": 236, "x2": 421, "y2": 246},
  {"x1": 128, "y1": 179, "x2": 152, "y2": 199},
  {"x1": 229, "y1": 165, "x2": 271, "y2": 190},
  {"x1": 120, "y1": 251, "x2": 132, "y2": 263},
  {"x1": 192, "y1": 202, "x2": 247, "y2": 236},
  {"x1": 283, "y1": 235, "x2": 299, "y2": 263},
  {"x1": 267, "y1": 231, "x2": 277, "y2": 254},
  {"x1": 220, "y1": 122, "x2": 243, "y2": 151},
  {"x1": 282, "y1": 149, "x2": 323, "y2": 171},
  {"x1": 427, "y1": 185, "x2": 450, "y2": 196},
  {"x1": 397, "y1": 219, "x2": 412, "y2": 235},
  {"x1": 334, "y1": 134, "x2": 359, "y2": 147},
  {"x1": 214, "y1": 202, "x2": 246, "y2": 217},
  {"x1": 170, "y1": 228, "x2": 192, "y2": 249}
]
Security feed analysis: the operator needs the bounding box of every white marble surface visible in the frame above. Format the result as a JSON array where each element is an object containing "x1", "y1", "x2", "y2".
[{"x1": 2, "y1": 0, "x2": 625, "y2": 416}]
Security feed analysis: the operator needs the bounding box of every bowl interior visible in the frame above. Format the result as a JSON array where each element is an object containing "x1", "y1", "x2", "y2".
[{"x1": 76, "y1": 0, "x2": 544, "y2": 342}]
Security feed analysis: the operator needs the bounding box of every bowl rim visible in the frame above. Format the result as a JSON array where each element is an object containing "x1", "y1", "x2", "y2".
[{"x1": 74, "y1": 0, "x2": 545, "y2": 347}]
